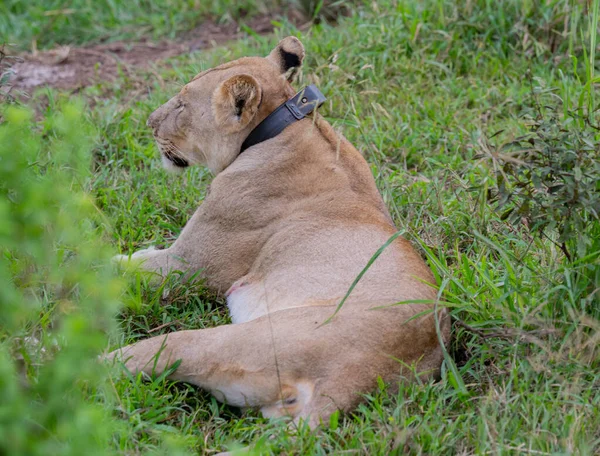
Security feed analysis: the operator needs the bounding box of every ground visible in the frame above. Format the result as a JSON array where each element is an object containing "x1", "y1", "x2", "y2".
[{"x1": 1, "y1": 1, "x2": 599, "y2": 455}]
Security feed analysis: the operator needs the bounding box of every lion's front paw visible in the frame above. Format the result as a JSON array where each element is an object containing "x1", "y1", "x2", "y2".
[{"x1": 112, "y1": 246, "x2": 157, "y2": 267}]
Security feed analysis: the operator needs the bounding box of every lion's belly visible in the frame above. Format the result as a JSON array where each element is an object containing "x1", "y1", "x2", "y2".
[
  {"x1": 224, "y1": 225, "x2": 435, "y2": 324},
  {"x1": 225, "y1": 278, "x2": 335, "y2": 324},
  {"x1": 225, "y1": 280, "x2": 268, "y2": 324}
]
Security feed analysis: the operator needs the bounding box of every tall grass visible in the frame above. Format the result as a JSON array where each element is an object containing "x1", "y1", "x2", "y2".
[{"x1": 585, "y1": 0, "x2": 600, "y2": 112}]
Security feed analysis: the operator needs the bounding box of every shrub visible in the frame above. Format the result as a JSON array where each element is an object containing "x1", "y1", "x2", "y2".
[
  {"x1": 484, "y1": 80, "x2": 600, "y2": 261},
  {"x1": 0, "y1": 104, "x2": 123, "y2": 455}
]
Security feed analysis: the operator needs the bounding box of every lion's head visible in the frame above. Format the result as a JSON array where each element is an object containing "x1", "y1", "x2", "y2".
[{"x1": 146, "y1": 36, "x2": 305, "y2": 174}]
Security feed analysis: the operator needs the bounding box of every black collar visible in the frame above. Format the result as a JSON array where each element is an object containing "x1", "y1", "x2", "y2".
[{"x1": 240, "y1": 84, "x2": 326, "y2": 153}]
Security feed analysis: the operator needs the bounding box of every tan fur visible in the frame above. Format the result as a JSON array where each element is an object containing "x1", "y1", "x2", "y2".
[{"x1": 110, "y1": 37, "x2": 450, "y2": 427}]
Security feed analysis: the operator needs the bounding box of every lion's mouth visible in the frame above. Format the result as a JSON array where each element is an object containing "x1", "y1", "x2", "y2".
[
  {"x1": 163, "y1": 150, "x2": 189, "y2": 168},
  {"x1": 156, "y1": 138, "x2": 190, "y2": 168}
]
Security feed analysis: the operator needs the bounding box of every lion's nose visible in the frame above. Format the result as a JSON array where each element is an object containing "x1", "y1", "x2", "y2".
[
  {"x1": 147, "y1": 114, "x2": 157, "y2": 130},
  {"x1": 147, "y1": 110, "x2": 162, "y2": 131}
]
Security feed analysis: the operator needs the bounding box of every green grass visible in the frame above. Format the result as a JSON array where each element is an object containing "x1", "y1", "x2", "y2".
[
  {"x1": 0, "y1": 0, "x2": 285, "y2": 50},
  {"x1": 2, "y1": 0, "x2": 600, "y2": 454}
]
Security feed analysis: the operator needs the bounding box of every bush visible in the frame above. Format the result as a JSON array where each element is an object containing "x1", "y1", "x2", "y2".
[
  {"x1": 484, "y1": 77, "x2": 600, "y2": 261},
  {"x1": 0, "y1": 104, "x2": 123, "y2": 455}
]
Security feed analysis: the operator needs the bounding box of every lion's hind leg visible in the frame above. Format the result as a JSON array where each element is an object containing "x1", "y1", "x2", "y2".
[
  {"x1": 106, "y1": 305, "x2": 441, "y2": 426},
  {"x1": 105, "y1": 307, "x2": 350, "y2": 423}
]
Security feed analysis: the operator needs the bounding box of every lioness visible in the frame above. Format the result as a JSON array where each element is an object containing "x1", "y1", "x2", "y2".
[{"x1": 111, "y1": 37, "x2": 449, "y2": 426}]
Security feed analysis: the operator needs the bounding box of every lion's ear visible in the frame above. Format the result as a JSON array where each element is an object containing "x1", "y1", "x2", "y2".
[
  {"x1": 212, "y1": 74, "x2": 262, "y2": 132},
  {"x1": 266, "y1": 36, "x2": 305, "y2": 82}
]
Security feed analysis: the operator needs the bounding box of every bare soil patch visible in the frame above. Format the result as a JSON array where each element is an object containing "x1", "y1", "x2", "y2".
[{"x1": 5, "y1": 12, "x2": 306, "y2": 94}]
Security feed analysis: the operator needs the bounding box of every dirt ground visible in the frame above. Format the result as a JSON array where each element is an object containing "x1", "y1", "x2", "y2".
[{"x1": 3, "y1": 11, "x2": 306, "y2": 95}]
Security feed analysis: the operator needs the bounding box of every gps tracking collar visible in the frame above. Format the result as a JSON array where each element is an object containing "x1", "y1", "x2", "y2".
[{"x1": 240, "y1": 84, "x2": 326, "y2": 153}]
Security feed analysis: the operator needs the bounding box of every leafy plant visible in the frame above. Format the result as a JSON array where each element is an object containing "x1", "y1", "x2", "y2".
[
  {"x1": 0, "y1": 104, "x2": 123, "y2": 455},
  {"x1": 483, "y1": 0, "x2": 600, "y2": 261},
  {"x1": 484, "y1": 88, "x2": 600, "y2": 260}
]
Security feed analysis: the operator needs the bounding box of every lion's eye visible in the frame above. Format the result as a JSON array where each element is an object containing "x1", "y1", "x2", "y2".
[{"x1": 174, "y1": 102, "x2": 187, "y2": 129}]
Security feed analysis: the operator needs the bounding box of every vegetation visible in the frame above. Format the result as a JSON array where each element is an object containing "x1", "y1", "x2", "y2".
[
  {"x1": 1, "y1": 0, "x2": 599, "y2": 454},
  {"x1": 0, "y1": 0, "x2": 274, "y2": 49}
]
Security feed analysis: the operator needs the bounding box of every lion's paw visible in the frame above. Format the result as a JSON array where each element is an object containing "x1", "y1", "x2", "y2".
[{"x1": 112, "y1": 246, "x2": 157, "y2": 266}]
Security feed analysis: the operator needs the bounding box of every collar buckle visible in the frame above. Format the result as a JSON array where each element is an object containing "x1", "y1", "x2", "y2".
[{"x1": 286, "y1": 102, "x2": 304, "y2": 120}]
